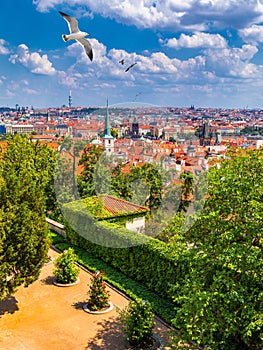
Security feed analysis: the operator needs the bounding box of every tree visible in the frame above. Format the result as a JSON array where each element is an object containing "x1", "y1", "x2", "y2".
[
  {"x1": 129, "y1": 163, "x2": 163, "y2": 212},
  {"x1": 0, "y1": 135, "x2": 52, "y2": 301},
  {"x1": 77, "y1": 144, "x2": 104, "y2": 197},
  {"x1": 33, "y1": 138, "x2": 57, "y2": 215},
  {"x1": 59, "y1": 137, "x2": 87, "y2": 198},
  {"x1": 111, "y1": 162, "x2": 133, "y2": 200},
  {"x1": 110, "y1": 127, "x2": 118, "y2": 138},
  {"x1": 119, "y1": 299, "x2": 155, "y2": 348},
  {"x1": 53, "y1": 248, "x2": 80, "y2": 284},
  {"x1": 87, "y1": 270, "x2": 110, "y2": 311},
  {"x1": 171, "y1": 148, "x2": 263, "y2": 349}
]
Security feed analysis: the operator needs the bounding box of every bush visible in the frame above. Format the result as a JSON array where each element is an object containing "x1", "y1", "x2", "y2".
[
  {"x1": 87, "y1": 270, "x2": 110, "y2": 311},
  {"x1": 119, "y1": 299, "x2": 155, "y2": 348},
  {"x1": 53, "y1": 248, "x2": 80, "y2": 284},
  {"x1": 63, "y1": 201, "x2": 186, "y2": 302}
]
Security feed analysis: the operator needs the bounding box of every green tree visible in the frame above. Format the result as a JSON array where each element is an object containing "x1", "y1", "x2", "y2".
[
  {"x1": 87, "y1": 270, "x2": 110, "y2": 311},
  {"x1": 0, "y1": 135, "x2": 51, "y2": 301},
  {"x1": 119, "y1": 299, "x2": 155, "y2": 348},
  {"x1": 53, "y1": 248, "x2": 80, "y2": 284},
  {"x1": 171, "y1": 148, "x2": 263, "y2": 349},
  {"x1": 77, "y1": 144, "x2": 104, "y2": 197},
  {"x1": 129, "y1": 163, "x2": 163, "y2": 212},
  {"x1": 179, "y1": 170, "x2": 194, "y2": 212},
  {"x1": 111, "y1": 162, "x2": 133, "y2": 200},
  {"x1": 59, "y1": 137, "x2": 87, "y2": 198},
  {"x1": 110, "y1": 127, "x2": 118, "y2": 138}
]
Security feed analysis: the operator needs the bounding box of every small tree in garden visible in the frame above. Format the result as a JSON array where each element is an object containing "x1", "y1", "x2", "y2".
[
  {"x1": 87, "y1": 270, "x2": 110, "y2": 311},
  {"x1": 119, "y1": 299, "x2": 156, "y2": 348},
  {"x1": 53, "y1": 248, "x2": 80, "y2": 284}
]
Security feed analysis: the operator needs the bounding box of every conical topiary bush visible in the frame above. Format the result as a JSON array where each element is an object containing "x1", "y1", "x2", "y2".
[{"x1": 53, "y1": 248, "x2": 80, "y2": 284}]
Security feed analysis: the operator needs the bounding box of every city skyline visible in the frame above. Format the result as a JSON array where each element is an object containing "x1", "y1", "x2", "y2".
[{"x1": 1, "y1": 1, "x2": 263, "y2": 109}]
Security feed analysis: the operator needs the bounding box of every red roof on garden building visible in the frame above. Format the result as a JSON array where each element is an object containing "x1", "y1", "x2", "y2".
[{"x1": 101, "y1": 194, "x2": 149, "y2": 216}]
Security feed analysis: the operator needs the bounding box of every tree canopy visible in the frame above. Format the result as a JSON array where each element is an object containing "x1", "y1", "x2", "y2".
[
  {"x1": 171, "y1": 148, "x2": 263, "y2": 349},
  {"x1": 0, "y1": 135, "x2": 54, "y2": 300}
]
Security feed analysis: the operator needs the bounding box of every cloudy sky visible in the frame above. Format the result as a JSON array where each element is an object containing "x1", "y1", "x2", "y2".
[{"x1": 1, "y1": 0, "x2": 263, "y2": 109}]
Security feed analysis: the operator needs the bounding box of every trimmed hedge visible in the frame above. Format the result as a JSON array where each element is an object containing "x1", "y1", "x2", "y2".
[
  {"x1": 62, "y1": 201, "x2": 189, "y2": 301},
  {"x1": 54, "y1": 242, "x2": 177, "y2": 324}
]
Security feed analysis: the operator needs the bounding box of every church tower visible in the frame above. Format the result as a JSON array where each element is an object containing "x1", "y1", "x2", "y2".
[
  {"x1": 102, "y1": 99, "x2": 115, "y2": 153},
  {"x1": 199, "y1": 122, "x2": 211, "y2": 146}
]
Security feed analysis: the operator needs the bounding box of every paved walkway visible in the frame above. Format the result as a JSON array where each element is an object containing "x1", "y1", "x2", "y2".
[{"x1": 0, "y1": 248, "x2": 171, "y2": 349}]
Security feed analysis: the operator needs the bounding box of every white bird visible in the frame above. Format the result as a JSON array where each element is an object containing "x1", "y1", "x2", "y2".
[{"x1": 59, "y1": 11, "x2": 93, "y2": 61}]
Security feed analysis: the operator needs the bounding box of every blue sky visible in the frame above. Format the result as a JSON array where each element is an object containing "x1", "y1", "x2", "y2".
[{"x1": 1, "y1": 0, "x2": 263, "y2": 109}]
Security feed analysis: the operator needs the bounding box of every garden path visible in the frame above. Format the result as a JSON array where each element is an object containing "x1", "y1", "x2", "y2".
[{"x1": 0, "y1": 248, "x2": 171, "y2": 350}]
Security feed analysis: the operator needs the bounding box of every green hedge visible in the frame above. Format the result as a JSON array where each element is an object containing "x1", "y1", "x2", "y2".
[
  {"x1": 62, "y1": 201, "x2": 189, "y2": 301},
  {"x1": 54, "y1": 242, "x2": 176, "y2": 324}
]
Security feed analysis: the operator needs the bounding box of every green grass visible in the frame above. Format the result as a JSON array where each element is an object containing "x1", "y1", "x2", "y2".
[
  {"x1": 50, "y1": 234, "x2": 176, "y2": 326},
  {"x1": 48, "y1": 230, "x2": 67, "y2": 245}
]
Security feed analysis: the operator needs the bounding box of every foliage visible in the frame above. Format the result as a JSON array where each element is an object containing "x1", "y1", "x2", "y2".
[
  {"x1": 171, "y1": 148, "x2": 263, "y2": 349},
  {"x1": 110, "y1": 127, "x2": 118, "y2": 138},
  {"x1": 111, "y1": 162, "x2": 164, "y2": 212},
  {"x1": 53, "y1": 248, "x2": 80, "y2": 284},
  {"x1": 77, "y1": 144, "x2": 104, "y2": 197},
  {"x1": 87, "y1": 270, "x2": 110, "y2": 311},
  {"x1": 119, "y1": 299, "x2": 155, "y2": 348},
  {"x1": 0, "y1": 135, "x2": 51, "y2": 300},
  {"x1": 56, "y1": 137, "x2": 87, "y2": 200},
  {"x1": 82, "y1": 196, "x2": 109, "y2": 217},
  {"x1": 111, "y1": 162, "x2": 133, "y2": 200},
  {"x1": 77, "y1": 144, "x2": 164, "y2": 213},
  {"x1": 62, "y1": 201, "x2": 186, "y2": 302},
  {"x1": 48, "y1": 230, "x2": 67, "y2": 245},
  {"x1": 240, "y1": 126, "x2": 263, "y2": 136},
  {"x1": 129, "y1": 163, "x2": 163, "y2": 211},
  {"x1": 53, "y1": 242, "x2": 176, "y2": 324}
]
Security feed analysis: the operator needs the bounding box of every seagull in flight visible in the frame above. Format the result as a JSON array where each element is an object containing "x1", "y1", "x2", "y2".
[
  {"x1": 119, "y1": 59, "x2": 125, "y2": 65},
  {"x1": 125, "y1": 62, "x2": 137, "y2": 72},
  {"x1": 59, "y1": 11, "x2": 93, "y2": 61}
]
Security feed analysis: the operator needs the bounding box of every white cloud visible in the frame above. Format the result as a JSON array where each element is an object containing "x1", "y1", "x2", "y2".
[
  {"x1": 55, "y1": 38, "x2": 260, "y2": 101},
  {"x1": 238, "y1": 25, "x2": 263, "y2": 44},
  {"x1": 162, "y1": 32, "x2": 228, "y2": 49},
  {"x1": 0, "y1": 39, "x2": 10, "y2": 55},
  {"x1": 57, "y1": 70, "x2": 78, "y2": 88},
  {"x1": 9, "y1": 44, "x2": 56, "y2": 75},
  {"x1": 23, "y1": 87, "x2": 39, "y2": 95},
  {"x1": 33, "y1": 0, "x2": 263, "y2": 31},
  {"x1": 204, "y1": 44, "x2": 259, "y2": 78}
]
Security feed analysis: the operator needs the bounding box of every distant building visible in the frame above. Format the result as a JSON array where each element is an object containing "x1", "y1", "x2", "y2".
[
  {"x1": 131, "y1": 115, "x2": 139, "y2": 138},
  {"x1": 56, "y1": 124, "x2": 70, "y2": 136},
  {"x1": 199, "y1": 122, "x2": 211, "y2": 146},
  {"x1": 6, "y1": 124, "x2": 34, "y2": 135}
]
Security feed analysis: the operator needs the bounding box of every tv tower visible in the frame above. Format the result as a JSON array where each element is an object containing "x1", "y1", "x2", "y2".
[{"x1": 68, "y1": 90, "x2": 72, "y2": 108}]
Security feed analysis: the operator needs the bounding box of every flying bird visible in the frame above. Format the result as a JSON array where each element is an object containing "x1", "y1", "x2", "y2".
[
  {"x1": 59, "y1": 11, "x2": 93, "y2": 61},
  {"x1": 125, "y1": 62, "x2": 137, "y2": 72},
  {"x1": 133, "y1": 92, "x2": 142, "y2": 101},
  {"x1": 119, "y1": 59, "x2": 125, "y2": 65}
]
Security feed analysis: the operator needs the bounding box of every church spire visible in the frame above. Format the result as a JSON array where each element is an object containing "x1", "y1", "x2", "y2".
[{"x1": 102, "y1": 99, "x2": 115, "y2": 153}]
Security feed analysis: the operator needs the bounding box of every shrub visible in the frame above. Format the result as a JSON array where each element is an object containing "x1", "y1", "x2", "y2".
[
  {"x1": 53, "y1": 248, "x2": 80, "y2": 284},
  {"x1": 87, "y1": 270, "x2": 110, "y2": 311},
  {"x1": 119, "y1": 299, "x2": 155, "y2": 348}
]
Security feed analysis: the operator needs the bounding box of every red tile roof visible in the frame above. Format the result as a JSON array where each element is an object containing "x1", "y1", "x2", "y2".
[{"x1": 101, "y1": 194, "x2": 149, "y2": 216}]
